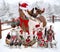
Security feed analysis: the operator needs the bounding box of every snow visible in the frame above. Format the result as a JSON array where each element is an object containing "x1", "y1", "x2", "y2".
[
  {"x1": 0, "y1": 22, "x2": 60, "y2": 52},
  {"x1": 0, "y1": 0, "x2": 60, "y2": 52}
]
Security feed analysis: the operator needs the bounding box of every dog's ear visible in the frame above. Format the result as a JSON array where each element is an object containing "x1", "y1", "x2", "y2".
[
  {"x1": 37, "y1": 8, "x2": 45, "y2": 14},
  {"x1": 41, "y1": 8, "x2": 45, "y2": 14},
  {"x1": 27, "y1": 10, "x2": 31, "y2": 15},
  {"x1": 27, "y1": 8, "x2": 34, "y2": 16},
  {"x1": 31, "y1": 8, "x2": 34, "y2": 14}
]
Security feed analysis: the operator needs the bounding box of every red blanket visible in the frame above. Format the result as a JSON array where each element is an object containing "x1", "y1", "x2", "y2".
[{"x1": 19, "y1": 17, "x2": 29, "y2": 33}]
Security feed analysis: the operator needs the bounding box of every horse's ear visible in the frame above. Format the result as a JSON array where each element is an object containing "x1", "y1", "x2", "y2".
[
  {"x1": 18, "y1": 8, "x2": 22, "y2": 16},
  {"x1": 27, "y1": 8, "x2": 34, "y2": 16},
  {"x1": 18, "y1": 3, "x2": 22, "y2": 12},
  {"x1": 19, "y1": 3, "x2": 21, "y2": 6}
]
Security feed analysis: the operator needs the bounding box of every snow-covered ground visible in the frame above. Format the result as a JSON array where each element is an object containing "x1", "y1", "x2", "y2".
[
  {"x1": 0, "y1": 22, "x2": 60, "y2": 52},
  {"x1": 0, "y1": 0, "x2": 60, "y2": 52}
]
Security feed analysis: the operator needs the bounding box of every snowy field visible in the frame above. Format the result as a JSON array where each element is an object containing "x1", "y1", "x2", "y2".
[
  {"x1": 0, "y1": 0, "x2": 60, "y2": 52},
  {"x1": 0, "y1": 22, "x2": 60, "y2": 52}
]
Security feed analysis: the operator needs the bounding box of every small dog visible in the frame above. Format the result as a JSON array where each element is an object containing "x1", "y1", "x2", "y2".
[{"x1": 52, "y1": 40, "x2": 57, "y2": 48}]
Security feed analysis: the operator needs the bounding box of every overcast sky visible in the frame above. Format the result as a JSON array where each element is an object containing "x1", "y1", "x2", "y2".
[{"x1": 3, "y1": 0, "x2": 59, "y2": 5}]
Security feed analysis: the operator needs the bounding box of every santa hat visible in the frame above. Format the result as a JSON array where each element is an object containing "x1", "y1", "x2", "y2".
[
  {"x1": 19, "y1": 3, "x2": 28, "y2": 10},
  {"x1": 20, "y1": 30, "x2": 23, "y2": 34},
  {"x1": 33, "y1": 31, "x2": 35, "y2": 35},
  {"x1": 41, "y1": 39, "x2": 44, "y2": 42},
  {"x1": 26, "y1": 30, "x2": 30, "y2": 35},
  {"x1": 35, "y1": 24, "x2": 40, "y2": 28},
  {"x1": 45, "y1": 40, "x2": 48, "y2": 43}
]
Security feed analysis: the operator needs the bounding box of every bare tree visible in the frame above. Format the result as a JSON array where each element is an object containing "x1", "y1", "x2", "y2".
[{"x1": 0, "y1": 0, "x2": 9, "y2": 17}]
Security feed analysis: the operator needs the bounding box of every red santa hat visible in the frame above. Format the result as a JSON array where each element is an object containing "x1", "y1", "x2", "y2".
[
  {"x1": 40, "y1": 43, "x2": 44, "y2": 47},
  {"x1": 26, "y1": 30, "x2": 30, "y2": 35},
  {"x1": 45, "y1": 40, "x2": 48, "y2": 43},
  {"x1": 19, "y1": 3, "x2": 28, "y2": 10},
  {"x1": 20, "y1": 30, "x2": 23, "y2": 34},
  {"x1": 33, "y1": 31, "x2": 35, "y2": 35},
  {"x1": 35, "y1": 24, "x2": 40, "y2": 28},
  {"x1": 41, "y1": 39, "x2": 44, "y2": 42}
]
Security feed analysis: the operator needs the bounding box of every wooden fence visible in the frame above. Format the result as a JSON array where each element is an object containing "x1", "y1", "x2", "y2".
[{"x1": 0, "y1": 19, "x2": 12, "y2": 39}]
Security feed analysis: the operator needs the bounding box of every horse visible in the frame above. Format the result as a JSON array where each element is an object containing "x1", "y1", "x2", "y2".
[
  {"x1": 18, "y1": 3, "x2": 47, "y2": 33},
  {"x1": 18, "y1": 3, "x2": 29, "y2": 33}
]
